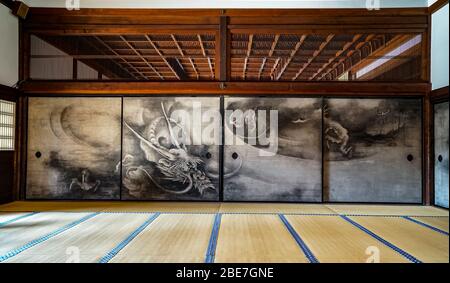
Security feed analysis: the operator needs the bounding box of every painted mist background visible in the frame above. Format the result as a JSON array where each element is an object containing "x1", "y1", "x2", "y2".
[
  {"x1": 223, "y1": 97, "x2": 322, "y2": 202},
  {"x1": 323, "y1": 98, "x2": 422, "y2": 203},
  {"x1": 26, "y1": 97, "x2": 121, "y2": 199}
]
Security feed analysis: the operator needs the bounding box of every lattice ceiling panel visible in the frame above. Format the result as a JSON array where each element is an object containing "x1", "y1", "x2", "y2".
[
  {"x1": 231, "y1": 33, "x2": 421, "y2": 81},
  {"x1": 30, "y1": 31, "x2": 422, "y2": 81},
  {"x1": 31, "y1": 33, "x2": 216, "y2": 81}
]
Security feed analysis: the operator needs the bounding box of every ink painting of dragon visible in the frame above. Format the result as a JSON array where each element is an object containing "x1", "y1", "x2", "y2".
[{"x1": 121, "y1": 97, "x2": 220, "y2": 201}]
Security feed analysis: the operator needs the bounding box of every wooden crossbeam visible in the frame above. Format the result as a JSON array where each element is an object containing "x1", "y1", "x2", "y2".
[
  {"x1": 276, "y1": 35, "x2": 307, "y2": 80},
  {"x1": 171, "y1": 34, "x2": 185, "y2": 57},
  {"x1": 120, "y1": 36, "x2": 164, "y2": 80},
  {"x1": 145, "y1": 35, "x2": 181, "y2": 80},
  {"x1": 258, "y1": 57, "x2": 267, "y2": 80},
  {"x1": 269, "y1": 34, "x2": 280, "y2": 57},
  {"x1": 198, "y1": 34, "x2": 207, "y2": 57},
  {"x1": 189, "y1": 58, "x2": 199, "y2": 80},
  {"x1": 310, "y1": 34, "x2": 362, "y2": 80},
  {"x1": 80, "y1": 37, "x2": 137, "y2": 79},
  {"x1": 293, "y1": 34, "x2": 335, "y2": 81},
  {"x1": 243, "y1": 57, "x2": 248, "y2": 79},
  {"x1": 93, "y1": 36, "x2": 147, "y2": 80},
  {"x1": 270, "y1": 57, "x2": 281, "y2": 80},
  {"x1": 320, "y1": 34, "x2": 375, "y2": 80},
  {"x1": 167, "y1": 58, "x2": 188, "y2": 80},
  {"x1": 207, "y1": 57, "x2": 214, "y2": 79},
  {"x1": 246, "y1": 34, "x2": 254, "y2": 57},
  {"x1": 242, "y1": 34, "x2": 254, "y2": 80}
]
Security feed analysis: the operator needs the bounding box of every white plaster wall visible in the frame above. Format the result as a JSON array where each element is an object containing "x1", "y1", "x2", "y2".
[
  {"x1": 431, "y1": 4, "x2": 449, "y2": 90},
  {"x1": 0, "y1": 5, "x2": 19, "y2": 87}
]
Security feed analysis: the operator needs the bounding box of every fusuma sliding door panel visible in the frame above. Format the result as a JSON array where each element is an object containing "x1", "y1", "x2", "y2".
[
  {"x1": 26, "y1": 97, "x2": 122, "y2": 200},
  {"x1": 223, "y1": 97, "x2": 322, "y2": 202},
  {"x1": 121, "y1": 97, "x2": 220, "y2": 201},
  {"x1": 434, "y1": 102, "x2": 449, "y2": 208},
  {"x1": 323, "y1": 98, "x2": 422, "y2": 203}
]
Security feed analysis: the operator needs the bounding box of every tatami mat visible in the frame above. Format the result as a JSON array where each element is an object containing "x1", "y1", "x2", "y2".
[
  {"x1": 0, "y1": 212, "x2": 92, "y2": 255},
  {"x1": 0, "y1": 202, "x2": 448, "y2": 263},
  {"x1": 110, "y1": 214, "x2": 214, "y2": 263},
  {"x1": 284, "y1": 215, "x2": 409, "y2": 263},
  {"x1": 411, "y1": 217, "x2": 449, "y2": 233},
  {"x1": 347, "y1": 216, "x2": 449, "y2": 263},
  {"x1": 326, "y1": 204, "x2": 449, "y2": 216},
  {"x1": 0, "y1": 212, "x2": 33, "y2": 224},
  {"x1": 219, "y1": 203, "x2": 336, "y2": 214},
  {"x1": 5, "y1": 213, "x2": 150, "y2": 263},
  {"x1": 214, "y1": 214, "x2": 309, "y2": 263},
  {"x1": 1, "y1": 202, "x2": 448, "y2": 217}
]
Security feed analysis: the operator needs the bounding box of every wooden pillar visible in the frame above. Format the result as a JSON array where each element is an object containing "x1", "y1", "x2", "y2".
[
  {"x1": 216, "y1": 14, "x2": 230, "y2": 82},
  {"x1": 423, "y1": 91, "x2": 432, "y2": 205},
  {"x1": 73, "y1": 59, "x2": 78, "y2": 80}
]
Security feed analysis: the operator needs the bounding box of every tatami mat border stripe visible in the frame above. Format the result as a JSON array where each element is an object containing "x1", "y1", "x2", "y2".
[
  {"x1": 0, "y1": 212, "x2": 39, "y2": 228},
  {"x1": 340, "y1": 215, "x2": 422, "y2": 263},
  {"x1": 0, "y1": 212, "x2": 99, "y2": 262},
  {"x1": 344, "y1": 214, "x2": 449, "y2": 218},
  {"x1": 0, "y1": 211, "x2": 448, "y2": 218},
  {"x1": 279, "y1": 214, "x2": 319, "y2": 263},
  {"x1": 402, "y1": 216, "x2": 449, "y2": 236},
  {"x1": 98, "y1": 213, "x2": 160, "y2": 263},
  {"x1": 205, "y1": 213, "x2": 222, "y2": 263}
]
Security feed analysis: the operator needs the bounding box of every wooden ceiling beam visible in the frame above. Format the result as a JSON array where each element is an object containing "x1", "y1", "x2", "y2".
[
  {"x1": 189, "y1": 58, "x2": 199, "y2": 80},
  {"x1": 269, "y1": 34, "x2": 280, "y2": 57},
  {"x1": 258, "y1": 57, "x2": 267, "y2": 80},
  {"x1": 243, "y1": 57, "x2": 248, "y2": 80},
  {"x1": 276, "y1": 35, "x2": 307, "y2": 80},
  {"x1": 207, "y1": 57, "x2": 215, "y2": 79},
  {"x1": 120, "y1": 36, "x2": 164, "y2": 80},
  {"x1": 145, "y1": 35, "x2": 182, "y2": 80},
  {"x1": 93, "y1": 36, "x2": 146, "y2": 79},
  {"x1": 246, "y1": 34, "x2": 254, "y2": 57},
  {"x1": 310, "y1": 34, "x2": 362, "y2": 80},
  {"x1": 79, "y1": 36, "x2": 136, "y2": 79},
  {"x1": 171, "y1": 34, "x2": 185, "y2": 57},
  {"x1": 20, "y1": 81, "x2": 430, "y2": 95},
  {"x1": 270, "y1": 57, "x2": 281, "y2": 80},
  {"x1": 293, "y1": 34, "x2": 335, "y2": 80},
  {"x1": 206, "y1": 57, "x2": 214, "y2": 79},
  {"x1": 242, "y1": 34, "x2": 254, "y2": 80},
  {"x1": 198, "y1": 34, "x2": 207, "y2": 57},
  {"x1": 320, "y1": 34, "x2": 376, "y2": 80}
]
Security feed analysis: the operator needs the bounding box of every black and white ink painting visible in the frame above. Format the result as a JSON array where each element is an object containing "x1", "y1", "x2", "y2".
[
  {"x1": 26, "y1": 97, "x2": 122, "y2": 199},
  {"x1": 323, "y1": 98, "x2": 422, "y2": 203},
  {"x1": 223, "y1": 97, "x2": 322, "y2": 202},
  {"x1": 121, "y1": 97, "x2": 220, "y2": 201},
  {"x1": 434, "y1": 101, "x2": 449, "y2": 208}
]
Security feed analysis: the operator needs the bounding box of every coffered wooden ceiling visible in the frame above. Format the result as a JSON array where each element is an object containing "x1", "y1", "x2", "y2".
[{"x1": 32, "y1": 31, "x2": 421, "y2": 81}]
